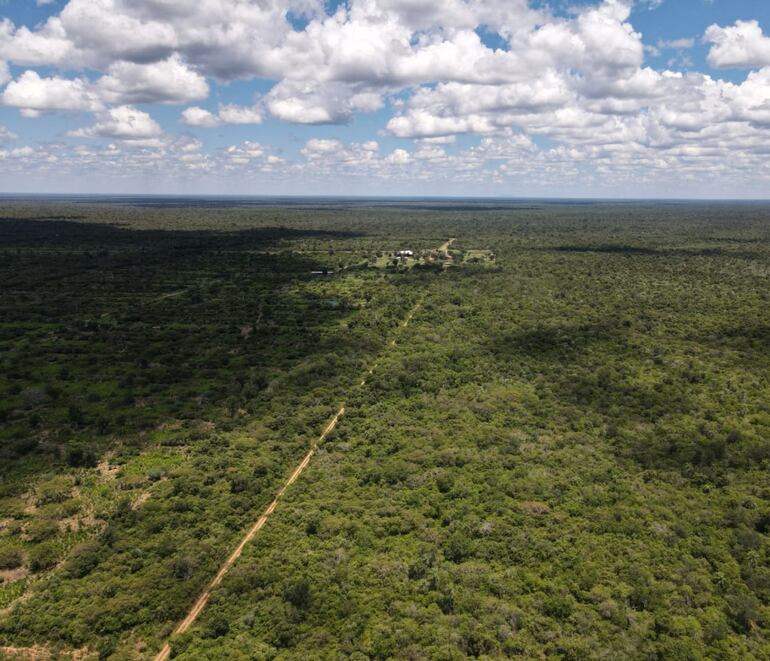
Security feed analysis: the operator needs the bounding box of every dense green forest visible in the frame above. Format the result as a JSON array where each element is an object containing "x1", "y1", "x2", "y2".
[{"x1": 0, "y1": 199, "x2": 768, "y2": 659}]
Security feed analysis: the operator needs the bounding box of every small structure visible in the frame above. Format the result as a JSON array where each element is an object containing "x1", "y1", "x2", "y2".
[
  {"x1": 395, "y1": 250, "x2": 414, "y2": 257},
  {"x1": 310, "y1": 269, "x2": 335, "y2": 276}
]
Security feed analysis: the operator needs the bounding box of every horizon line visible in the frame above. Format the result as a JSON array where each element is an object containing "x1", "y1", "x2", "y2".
[{"x1": 1, "y1": 192, "x2": 770, "y2": 204}]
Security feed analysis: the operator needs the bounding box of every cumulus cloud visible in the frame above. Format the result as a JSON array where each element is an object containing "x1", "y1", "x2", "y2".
[
  {"x1": 96, "y1": 55, "x2": 208, "y2": 105},
  {"x1": 299, "y1": 138, "x2": 380, "y2": 174},
  {"x1": 0, "y1": 0, "x2": 310, "y2": 73},
  {"x1": 264, "y1": 80, "x2": 386, "y2": 124},
  {"x1": 706, "y1": 20, "x2": 770, "y2": 69},
  {"x1": 222, "y1": 141, "x2": 266, "y2": 167},
  {"x1": 181, "y1": 103, "x2": 263, "y2": 128},
  {"x1": 1, "y1": 70, "x2": 102, "y2": 113},
  {"x1": 2, "y1": 57, "x2": 206, "y2": 116},
  {"x1": 0, "y1": 18, "x2": 76, "y2": 67},
  {"x1": 180, "y1": 106, "x2": 219, "y2": 128},
  {"x1": 727, "y1": 68, "x2": 770, "y2": 127},
  {"x1": 0, "y1": 0, "x2": 769, "y2": 195},
  {"x1": 2, "y1": 125, "x2": 769, "y2": 197},
  {"x1": 0, "y1": 0, "x2": 617, "y2": 124},
  {"x1": 217, "y1": 104, "x2": 263, "y2": 125},
  {"x1": 0, "y1": 125, "x2": 17, "y2": 144},
  {"x1": 68, "y1": 105, "x2": 163, "y2": 140}
]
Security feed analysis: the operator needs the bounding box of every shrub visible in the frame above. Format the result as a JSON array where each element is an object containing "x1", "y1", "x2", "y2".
[
  {"x1": 726, "y1": 593, "x2": 762, "y2": 633},
  {"x1": 444, "y1": 531, "x2": 472, "y2": 563},
  {"x1": 203, "y1": 613, "x2": 230, "y2": 639},
  {"x1": 26, "y1": 519, "x2": 59, "y2": 543},
  {"x1": 284, "y1": 579, "x2": 312, "y2": 610},
  {"x1": 63, "y1": 542, "x2": 103, "y2": 579},
  {"x1": 0, "y1": 546, "x2": 23, "y2": 570},
  {"x1": 28, "y1": 542, "x2": 60, "y2": 572},
  {"x1": 147, "y1": 468, "x2": 163, "y2": 482},
  {"x1": 35, "y1": 477, "x2": 72, "y2": 505},
  {"x1": 66, "y1": 445, "x2": 97, "y2": 468}
]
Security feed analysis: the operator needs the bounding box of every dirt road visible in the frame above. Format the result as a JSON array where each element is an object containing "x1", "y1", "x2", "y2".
[
  {"x1": 153, "y1": 239, "x2": 451, "y2": 660},
  {"x1": 153, "y1": 406, "x2": 344, "y2": 661},
  {"x1": 438, "y1": 237, "x2": 456, "y2": 254}
]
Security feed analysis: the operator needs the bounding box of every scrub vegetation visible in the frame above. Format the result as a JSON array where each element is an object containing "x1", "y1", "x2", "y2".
[{"x1": 0, "y1": 198, "x2": 768, "y2": 660}]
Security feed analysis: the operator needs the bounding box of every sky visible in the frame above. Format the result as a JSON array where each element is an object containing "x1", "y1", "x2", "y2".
[{"x1": 0, "y1": 0, "x2": 769, "y2": 198}]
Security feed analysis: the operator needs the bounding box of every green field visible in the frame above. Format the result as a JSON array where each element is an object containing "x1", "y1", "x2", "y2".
[{"x1": 0, "y1": 199, "x2": 769, "y2": 659}]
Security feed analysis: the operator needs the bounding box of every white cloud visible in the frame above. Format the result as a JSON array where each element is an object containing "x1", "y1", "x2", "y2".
[
  {"x1": 217, "y1": 104, "x2": 263, "y2": 125},
  {"x1": 180, "y1": 106, "x2": 219, "y2": 128},
  {"x1": 0, "y1": 0, "x2": 302, "y2": 73},
  {"x1": 0, "y1": 18, "x2": 76, "y2": 67},
  {"x1": 265, "y1": 81, "x2": 365, "y2": 124},
  {"x1": 301, "y1": 138, "x2": 346, "y2": 156},
  {"x1": 658, "y1": 38, "x2": 694, "y2": 50},
  {"x1": 2, "y1": 56, "x2": 206, "y2": 117},
  {"x1": 0, "y1": 125, "x2": 17, "y2": 144},
  {"x1": 1, "y1": 70, "x2": 103, "y2": 113},
  {"x1": 706, "y1": 20, "x2": 770, "y2": 69},
  {"x1": 0, "y1": 0, "x2": 769, "y2": 196},
  {"x1": 385, "y1": 148, "x2": 412, "y2": 164},
  {"x1": 181, "y1": 103, "x2": 263, "y2": 128},
  {"x1": 2, "y1": 124, "x2": 770, "y2": 198},
  {"x1": 0, "y1": 0, "x2": 639, "y2": 125},
  {"x1": 0, "y1": 60, "x2": 9, "y2": 87},
  {"x1": 222, "y1": 141, "x2": 266, "y2": 166},
  {"x1": 96, "y1": 55, "x2": 208, "y2": 105},
  {"x1": 68, "y1": 105, "x2": 163, "y2": 140},
  {"x1": 727, "y1": 67, "x2": 770, "y2": 127},
  {"x1": 387, "y1": 108, "x2": 493, "y2": 138}
]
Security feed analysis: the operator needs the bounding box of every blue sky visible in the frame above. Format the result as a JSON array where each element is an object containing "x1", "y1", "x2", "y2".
[{"x1": 0, "y1": 0, "x2": 769, "y2": 197}]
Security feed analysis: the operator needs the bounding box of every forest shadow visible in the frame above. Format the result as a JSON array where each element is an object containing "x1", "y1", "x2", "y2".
[
  {"x1": 0, "y1": 218, "x2": 371, "y2": 490},
  {"x1": 698, "y1": 323, "x2": 770, "y2": 355},
  {"x1": 489, "y1": 322, "x2": 620, "y2": 362},
  {"x1": 489, "y1": 320, "x2": 695, "y2": 431},
  {"x1": 0, "y1": 217, "x2": 363, "y2": 250},
  {"x1": 542, "y1": 244, "x2": 763, "y2": 259}
]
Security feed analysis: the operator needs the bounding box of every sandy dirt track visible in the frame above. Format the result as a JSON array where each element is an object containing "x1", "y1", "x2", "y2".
[
  {"x1": 153, "y1": 407, "x2": 345, "y2": 661},
  {"x1": 152, "y1": 240, "x2": 450, "y2": 660}
]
